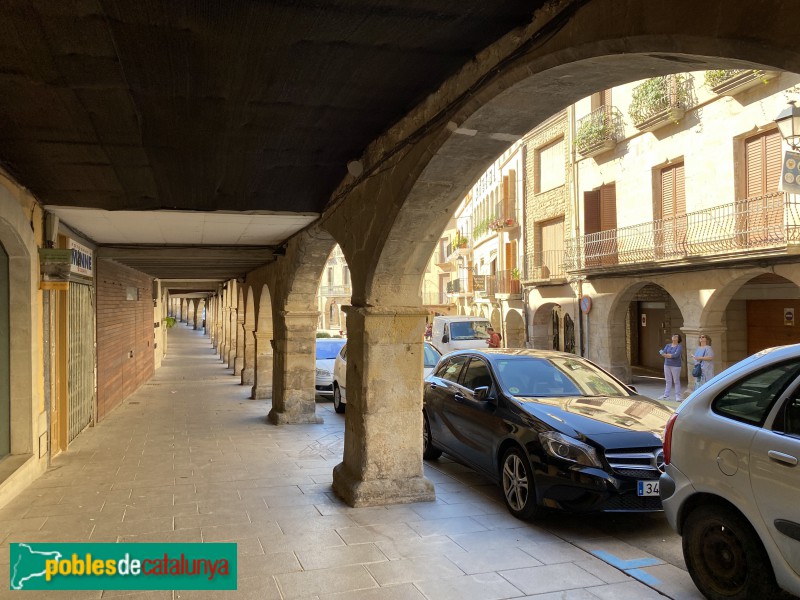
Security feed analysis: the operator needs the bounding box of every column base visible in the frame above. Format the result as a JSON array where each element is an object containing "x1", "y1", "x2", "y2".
[
  {"x1": 233, "y1": 357, "x2": 244, "y2": 376},
  {"x1": 241, "y1": 368, "x2": 254, "y2": 386},
  {"x1": 267, "y1": 408, "x2": 323, "y2": 425},
  {"x1": 251, "y1": 385, "x2": 272, "y2": 399},
  {"x1": 331, "y1": 462, "x2": 435, "y2": 507}
]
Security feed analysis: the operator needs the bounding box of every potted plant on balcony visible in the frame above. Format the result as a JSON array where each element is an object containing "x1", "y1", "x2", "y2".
[
  {"x1": 575, "y1": 109, "x2": 616, "y2": 157},
  {"x1": 454, "y1": 233, "x2": 468, "y2": 249},
  {"x1": 509, "y1": 267, "x2": 521, "y2": 294},
  {"x1": 629, "y1": 74, "x2": 690, "y2": 132}
]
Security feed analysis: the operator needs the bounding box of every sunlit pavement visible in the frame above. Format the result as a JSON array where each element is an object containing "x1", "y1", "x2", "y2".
[{"x1": 0, "y1": 326, "x2": 703, "y2": 599}]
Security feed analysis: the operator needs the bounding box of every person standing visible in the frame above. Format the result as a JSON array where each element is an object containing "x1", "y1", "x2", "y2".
[
  {"x1": 659, "y1": 333, "x2": 684, "y2": 401},
  {"x1": 487, "y1": 327, "x2": 501, "y2": 348},
  {"x1": 424, "y1": 322, "x2": 432, "y2": 341},
  {"x1": 692, "y1": 334, "x2": 714, "y2": 389}
]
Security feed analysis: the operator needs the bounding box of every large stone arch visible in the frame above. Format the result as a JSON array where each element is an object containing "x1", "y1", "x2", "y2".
[
  {"x1": 316, "y1": 0, "x2": 800, "y2": 507},
  {"x1": 0, "y1": 179, "x2": 44, "y2": 505},
  {"x1": 530, "y1": 302, "x2": 561, "y2": 350}
]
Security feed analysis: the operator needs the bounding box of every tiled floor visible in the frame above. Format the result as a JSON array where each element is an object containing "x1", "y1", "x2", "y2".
[{"x1": 0, "y1": 326, "x2": 702, "y2": 599}]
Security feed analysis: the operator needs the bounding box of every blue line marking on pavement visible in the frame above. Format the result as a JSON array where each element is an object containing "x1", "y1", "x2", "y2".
[
  {"x1": 590, "y1": 550, "x2": 662, "y2": 570},
  {"x1": 626, "y1": 567, "x2": 662, "y2": 586}
]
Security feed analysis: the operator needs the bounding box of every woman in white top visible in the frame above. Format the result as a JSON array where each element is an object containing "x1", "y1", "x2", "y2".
[{"x1": 692, "y1": 334, "x2": 714, "y2": 389}]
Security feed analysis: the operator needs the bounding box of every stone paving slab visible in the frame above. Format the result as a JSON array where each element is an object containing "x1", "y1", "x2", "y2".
[{"x1": 0, "y1": 325, "x2": 700, "y2": 599}]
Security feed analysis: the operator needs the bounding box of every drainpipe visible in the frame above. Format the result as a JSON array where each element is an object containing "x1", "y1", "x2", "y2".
[{"x1": 568, "y1": 104, "x2": 585, "y2": 357}]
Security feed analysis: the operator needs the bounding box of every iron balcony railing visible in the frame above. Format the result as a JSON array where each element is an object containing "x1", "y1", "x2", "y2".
[
  {"x1": 565, "y1": 192, "x2": 800, "y2": 271},
  {"x1": 319, "y1": 284, "x2": 352, "y2": 297},
  {"x1": 575, "y1": 106, "x2": 622, "y2": 155},
  {"x1": 495, "y1": 269, "x2": 522, "y2": 295},
  {"x1": 531, "y1": 249, "x2": 566, "y2": 280}
]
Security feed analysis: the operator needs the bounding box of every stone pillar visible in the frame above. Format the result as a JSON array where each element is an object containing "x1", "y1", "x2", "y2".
[
  {"x1": 178, "y1": 299, "x2": 184, "y2": 322},
  {"x1": 267, "y1": 310, "x2": 322, "y2": 424},
  {"x1": 332, "y1": 306, "x2": 435, "y2": 507},
  {"x1": 233, "y1": 312, "x2": 245, "y2": 376},
  {"x1": 220, "y1": 291, "x2": 228, "y2": 362},
  {"x1": 228, "y1": 306, "x2": 237, "y2": 369},
  {"x1": 251, "y1": 331, "x2": 272, "y2": 398},
  {"x1": 194, "y1": 300, "x2": 202, "y2": 330},
  {"x1": 239, "y1": 322, "x2": 253, "y2": 384},
  {"x1": 209, "y1": 297, "x2": 217, "y2": 347},
  {"x1": 199, "y1": 300, "x2": 207, "y2": 334}
]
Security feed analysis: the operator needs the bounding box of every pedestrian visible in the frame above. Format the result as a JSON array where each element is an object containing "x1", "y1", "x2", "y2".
[
  {"x1": 692, "y1": 334, "x2": 714, "y2": 389},
  {"x1": 424, "y1": 322, "x2": 432, "y2": 341},
  {"x1": 487, "y1": 326, "x2": 501, "y2": 348},
  {"x1": 659, "y1": 333, "x2": 683, "y2": 401}
]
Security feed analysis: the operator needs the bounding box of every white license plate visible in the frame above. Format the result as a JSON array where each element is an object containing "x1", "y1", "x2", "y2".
[{"x1": 637, "y1": 480, "x2": 660, "y2": 497}]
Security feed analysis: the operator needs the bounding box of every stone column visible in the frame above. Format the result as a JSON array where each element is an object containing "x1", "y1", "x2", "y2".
[
  {"x1": 220, "y1": 290, "x2": 228, "y2": 362},
  {"x1": 194, "y1": 300, "x2": 202, "y2": 330},
  {"x1": 209, "y1": 297, "x2": 217, "y2": 347},
  {"x1": 332, "y1": 306, "x2": 435, "y2": 507},
  {"x1": 228, "y1": 306, "x2": 237, "y2": 369},
  {"x1": 251, "y1": 331, "x2": 272, "y2": 398},
  {"x1": 233, "y1": 311, "x2": 245, "y2": 376},
  {"x1": 241, "y1": 325, "x2": 255, "y2": 385},
  {"x1": 267, "y1": 310, "x2": 322, "y2": 424}
]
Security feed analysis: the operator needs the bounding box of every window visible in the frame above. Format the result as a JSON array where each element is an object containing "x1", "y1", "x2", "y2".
[
  {"x1": 714, "y1": 359, "x2": 800, "y2": 426},
  {"x1": 462, "y1": 359, "x2": 493, "y2": 391},
  {"x1": 775, "y1": 395, "x2": 800, "y2": 437},
  {"x1": 327, "y1": 267, "x2": 334, "y2": 286},
  {"x1": 423, "y1": 344, "x2": 441, "y2": 369},
  {"x1": 657, "y1": 162, "x2": 686, "y2": 257},
  {"x1": 741, "y1": 129, "x2": 784, "y2": 245},
  {"x1": 584, "y1": 183, "x2": 617, "y2": 266},
  {"x1": 436, "y1": 356, "x2": 468, "y2": 383},
  {"x1": 343, "y1": 266, "x2": 350, "y2": 285},
  {"x1": 538, "y1": 217, "x2": 564, "y2": 278},
  {"x1": 536, "y1": 137, "x2": 565, "y2": 193}
]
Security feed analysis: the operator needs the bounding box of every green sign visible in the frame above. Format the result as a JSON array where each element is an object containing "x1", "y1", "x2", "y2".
[{"x1": 10, "y1": 543, "x2": 237, "y2": 591}]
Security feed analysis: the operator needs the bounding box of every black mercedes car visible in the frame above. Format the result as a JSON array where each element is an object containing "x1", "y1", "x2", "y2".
[{"x1": 423, "y1": 349, "x2": 675, "y2": 520}]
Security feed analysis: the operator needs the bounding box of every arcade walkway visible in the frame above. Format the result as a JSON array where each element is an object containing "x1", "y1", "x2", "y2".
[{"x1": 0, "y1": 326, "x2": 698, "y2": 599}]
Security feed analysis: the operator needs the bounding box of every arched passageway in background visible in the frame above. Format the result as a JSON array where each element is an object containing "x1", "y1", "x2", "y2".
[
  {"x1": 625, "y1": 283, "x2": 686, "y2": 375},
  {"x1": 504, "y1": 309, "x2": 525, "y2": 348}
]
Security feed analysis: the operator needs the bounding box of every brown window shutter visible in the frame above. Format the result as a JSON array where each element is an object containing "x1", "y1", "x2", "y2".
[
  {"x1": 765, "y1": 129, "x2": 782, "y2": 192},
  {"x1": 661, "y1": 166, "x2": 675, "y2": 219},
  {"x1": 600, "y1": 183, "x2": 616, "y2": 231},
  {"x1": 507, "y1": 169, "x2": 516, "y2": 217},
  {"x1": 674, "y1": 162, "x2": 686, "y2": 215},
  {"x1": 502, "y1": 175, "x2": 510, "y2": 217},
  {"x1": 745, "y1": 133, "x2": 765, "y2": 197},
  {"x1": 584, "y1": 190, "x2": 601, "y2": 234}
]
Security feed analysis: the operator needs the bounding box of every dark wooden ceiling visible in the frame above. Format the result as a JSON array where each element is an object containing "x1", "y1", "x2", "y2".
[{"x1": 0, "y1": 0, "x2": 538, "y2": 215}]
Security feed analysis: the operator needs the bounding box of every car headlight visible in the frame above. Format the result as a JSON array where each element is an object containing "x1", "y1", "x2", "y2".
[
  {"x1": 316, "y1": 368, "x2": 331, "y2": 377},
  {"x1": 539, "y1": 431, "x2": 602, "y2": 468}
]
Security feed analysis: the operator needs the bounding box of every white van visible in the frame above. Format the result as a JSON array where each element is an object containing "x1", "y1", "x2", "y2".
[{"x1": 431, "y1": 316, "x2": 492, "y2": 355}]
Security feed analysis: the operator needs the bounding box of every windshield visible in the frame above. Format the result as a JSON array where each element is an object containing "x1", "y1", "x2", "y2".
[
  {"x1": 495, "y1": 356, "x2": 631, "y2": 397},
  {"x1": 449, "y1": 320, "x2": 491, "y2": 340},
  {"x1": 423, "y1": 343, "x2": 442, "y2": 368},
  {"x1": 315, "y1": 339, "x2": 346, "y2": 360}
]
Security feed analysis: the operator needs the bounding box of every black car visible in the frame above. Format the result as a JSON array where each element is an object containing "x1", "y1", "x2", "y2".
[{"x1": 423, "y1": 349, "x2": 674, "y2": 520}]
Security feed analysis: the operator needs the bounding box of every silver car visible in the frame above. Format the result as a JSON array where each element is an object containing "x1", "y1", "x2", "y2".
[
  {"x1": 315, "y1": 338, "x2": 346, "y2": 398},
  {"x1": 660, "y1": 344, "x2": 800, "y2": 600}
]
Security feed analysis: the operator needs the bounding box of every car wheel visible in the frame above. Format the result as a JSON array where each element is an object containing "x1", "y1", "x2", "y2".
[
  {"x1": 333, "y1": 385, "x2": 345, "y2": 414},
  {"x1": 422, "y1": 412, "x2": 442, "y2": 460},
  {"x1": 682, "y1": 503, "x2": 778, "y2": 600},
  {"x1": 501, "y1": 447, "x2": 540, "y2": 520}
]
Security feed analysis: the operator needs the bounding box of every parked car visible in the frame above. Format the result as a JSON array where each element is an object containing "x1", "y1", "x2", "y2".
[
  {"x1": 660, "y1": 344, "x2": 800, "y2": 600},
  {"x1": 332, "y1": 341, "x2": 441, "y2": 413},
  {"x1": 430, "y1": 315, "x2": 493, "y2": 354},
  {"x1": 315, "y1": 338, "x2": 346, "y2": 398},
  {"x1": 423, "y1": 348, "x2": 674, "y2": 520}
]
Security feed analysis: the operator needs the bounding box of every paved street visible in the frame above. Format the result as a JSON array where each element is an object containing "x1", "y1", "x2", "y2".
[{"x1": 0, "y1": 325, "x2": 702, "y2": 599}]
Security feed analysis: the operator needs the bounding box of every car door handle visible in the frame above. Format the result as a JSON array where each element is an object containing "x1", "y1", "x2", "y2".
[
  {"x1": 768, "y1": 450, "x2": 798, "y2": 466},
  {"x1": 454, "y1": 392, "x2": 465, "y2": 402},
  {"x1": 429, "y1": 383, "x2": 438, "y2": 389}
]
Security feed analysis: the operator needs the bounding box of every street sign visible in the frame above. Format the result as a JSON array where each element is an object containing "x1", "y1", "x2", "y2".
[{"x1": 580, "y1": 295, "x2": 592, "y2": 314}]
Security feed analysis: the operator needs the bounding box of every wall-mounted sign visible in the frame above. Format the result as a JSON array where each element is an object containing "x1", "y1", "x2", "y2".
[
  {"x1": 781, "y1": 150, "x2": 800, "y2": 194},
  {"x1": 68, "y1": 238, "x2": 93, "y2": 278},
  {"x1": 785, "y1": 307, "x2": 795, "y2": 326}
]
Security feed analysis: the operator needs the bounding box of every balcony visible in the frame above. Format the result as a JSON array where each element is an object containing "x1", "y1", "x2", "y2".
[
  {"x1": 489, "y1": 216, "x2": 519, "y2": 233},
  {"x1": 446, "y1": 278, "x2": 471, "y2": 297},
  {"x1": 421, "y1": 290, "x2": 449, "y2": 306},
  {"x1": 704, "y1": 69, "x2": 779, "y2": 97},
  {"x1": 494, "y1": 270, "x2": 521, "y2": 297},
  {"x1": 564, "y1": 192, "x2": 799, "y2": 273},
  {"x1": 629, "y1": 74, "x2": 691, "y2": 133},
  {"x1": 434, "y1": 245, "x2": 457, "y2": 271},
  {"x1": 319, "y1": 284, "x2": 351, "y2": 297},
  {"x1": 575, "y1": 106, "x2": 621, "y2": 158},
  {"x1": 530, "y1": 249, "x2": 566, "y2": 282}
]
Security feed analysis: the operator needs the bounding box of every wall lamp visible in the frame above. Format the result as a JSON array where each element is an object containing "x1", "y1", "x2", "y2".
[{"x1": 776, "y1": 100, "x2": 800, "y2": 150}]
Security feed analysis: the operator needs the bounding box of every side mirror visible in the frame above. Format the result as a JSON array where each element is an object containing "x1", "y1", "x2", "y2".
[
  {"x1": 442, "y1": 335, "x2": 449, "y2": 344},
  {"x1": 474, "y1": 386, "x2": 491, "y2": 401}
]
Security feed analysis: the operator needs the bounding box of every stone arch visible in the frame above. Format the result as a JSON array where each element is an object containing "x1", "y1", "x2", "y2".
[
  {"x1": 251, "y1": 283, "x2": 274, "y2": 399},
  {"x1": 504, "y1": 309, "x2": 525, "y2": 349},
  {"x1": 530, "y1": 302, "x2": 561, "y2": 350},
  {"x1": 700, "y1": 267, "x2": 776, "y2": 329},
  {"x1": 490, "y1": 308, "x2": 502, "y2": 331},
  {"x1": 0, "y1": 182, "x2": 37, "y2": 463}
]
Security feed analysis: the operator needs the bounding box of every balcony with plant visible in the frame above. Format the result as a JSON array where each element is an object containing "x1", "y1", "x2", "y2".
[
  {"x1": 704, "y1": 69, "x2": 778, "y2": 96},
  {"x1": 628, "y1": 74, "x2": 692, "y2": 133},
  {"x1": 575, "y1": 106, "x2": 621, "y2": 158}
]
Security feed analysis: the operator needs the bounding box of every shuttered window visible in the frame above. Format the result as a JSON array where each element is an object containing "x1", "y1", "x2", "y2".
[
  {"x1": 537, "y1": 137, "x2": 565, "y2": 193},
  {"x1": 584, "y1": 184, "x2": 616, "y2": 266},
  {"x1": 743, "y1": 129, "x2": 784, "y2": 244},
  {"x1": 658, "y1": 162, "x2": 686, "y2": 257}
]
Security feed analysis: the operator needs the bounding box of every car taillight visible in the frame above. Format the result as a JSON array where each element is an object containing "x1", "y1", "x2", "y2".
[{"x1": 663, "y1": 413, "x2": 678, "y2": 465}]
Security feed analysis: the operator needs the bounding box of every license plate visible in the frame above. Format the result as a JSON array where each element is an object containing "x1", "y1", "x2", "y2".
[{"x1": 637, "y1": 480, "x2": 660, "y2": 496}]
